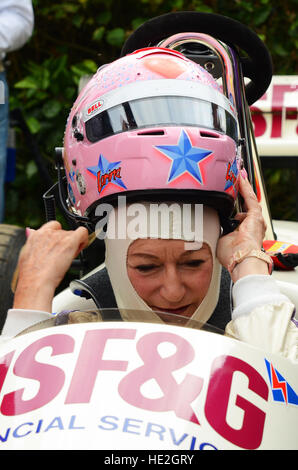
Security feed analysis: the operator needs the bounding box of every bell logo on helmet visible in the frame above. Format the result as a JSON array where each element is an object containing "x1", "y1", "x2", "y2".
[
  {"x1": 87, "y1": 154, "x2": 127, "y2": 194},
  {"x1": 155, "y1": 129, "x2": 213, "y2": 185},
  {"x1": 87, "y1": 100, "x2": 103, "y2": 116}
]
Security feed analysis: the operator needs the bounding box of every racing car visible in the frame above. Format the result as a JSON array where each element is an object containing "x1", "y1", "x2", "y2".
[{"x1": 0, "y1": 11, "x2": 297, "y2": 451}]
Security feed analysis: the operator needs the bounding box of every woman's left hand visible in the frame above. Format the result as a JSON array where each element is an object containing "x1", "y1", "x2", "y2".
[
  {"x1": 216, "y1": 173, "x2": 268, "y2": 282},
  {"x1": 13, "y1": 221, "x2": 89, "y2": 312}
]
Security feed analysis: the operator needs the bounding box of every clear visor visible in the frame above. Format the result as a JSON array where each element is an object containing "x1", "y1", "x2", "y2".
[{"x1": 85, "y1": 96, "x2": 238, "y2": 143}]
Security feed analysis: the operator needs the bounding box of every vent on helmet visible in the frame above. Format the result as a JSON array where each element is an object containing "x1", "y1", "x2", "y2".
[
  {"x1": 137, "y1": 129, "x2": 165, "y2": 136},
  {"x1": 200, "y1": 130, "x2": 220, "y2": 138}
]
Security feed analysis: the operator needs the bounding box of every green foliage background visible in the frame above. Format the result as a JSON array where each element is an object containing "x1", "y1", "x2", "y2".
[{"x1": 4, "y1": 0, "x2": 298, "y2": 227}]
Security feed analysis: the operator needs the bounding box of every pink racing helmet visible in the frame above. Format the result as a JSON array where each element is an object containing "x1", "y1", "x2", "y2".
[{"x1": 62, "y1": 47, "x2": 241, "y2": 226}]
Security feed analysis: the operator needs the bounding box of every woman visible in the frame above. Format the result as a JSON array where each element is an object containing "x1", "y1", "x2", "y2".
[
  {"x1": 2, "y1": 46, "x2": 297, "y2": 362},
  {"x1": 3, "y1": 174, "x2": 297, "y2": 364}
]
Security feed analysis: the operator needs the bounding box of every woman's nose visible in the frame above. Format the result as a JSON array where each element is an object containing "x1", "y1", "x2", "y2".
[{"x1": 160, "y1": 267, "x2": 185, "y2": 303}]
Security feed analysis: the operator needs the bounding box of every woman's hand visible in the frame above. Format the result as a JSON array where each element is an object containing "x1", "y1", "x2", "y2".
[
  {"x1": 216, "y1": 173, "x2": 269, "y2": 282},
  {"x1": 13, "y1": 221, "x2": 89, "y2": 312}
]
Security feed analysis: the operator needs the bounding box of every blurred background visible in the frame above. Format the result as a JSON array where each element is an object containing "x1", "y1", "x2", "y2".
[{"x1": 3, "y1": 0, "x2": 298, "y2": 228}]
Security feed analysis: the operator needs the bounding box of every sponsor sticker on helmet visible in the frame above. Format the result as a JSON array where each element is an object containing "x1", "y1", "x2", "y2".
[
  {"x1": 86, "y1": 99, "x2": 104, "y2": 118},
  {"x1": 224, "y1": 157, "x2": 239, "y2": 191},
  {"x1": 87, "y1": 154, "x2": 127, "y2": 195}
]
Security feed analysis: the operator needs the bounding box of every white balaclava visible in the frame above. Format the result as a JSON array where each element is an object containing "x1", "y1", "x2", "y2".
[{"x1": 104, "y1": 201, "x2": 221, "y2": 325}]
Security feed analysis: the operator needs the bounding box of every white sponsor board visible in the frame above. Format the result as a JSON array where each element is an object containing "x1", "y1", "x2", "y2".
[
  {"x1": 251, "y1": 76, "x2": 298, "y2": 156},
  {"x1": 0, "y1": 321, "x2": 297, "y2": 450}
]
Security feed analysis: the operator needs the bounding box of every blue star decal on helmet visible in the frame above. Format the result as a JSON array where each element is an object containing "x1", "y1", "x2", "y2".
[
  {"x1": 155, "y1": 129, "x2": 213, "y2": 184},
  {"x1": 87, "y1": 154, "x2": 127, "y2": 194}
]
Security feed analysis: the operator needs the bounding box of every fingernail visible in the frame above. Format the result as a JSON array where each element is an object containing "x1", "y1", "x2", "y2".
[
  {"x1": 25, "y1": 227, "x2": 35, "y2": 238},
  {"x1": 240, "y1": 168, "x2": 248, "y2": 179}
]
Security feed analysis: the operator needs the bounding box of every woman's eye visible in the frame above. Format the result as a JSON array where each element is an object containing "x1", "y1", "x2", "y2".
[
  {"x1": 184, "y1": 260, "x2": 204, "y2": 268},
  {"x1": 135, "y1": 264, "x2": 159, "y2": 272}
]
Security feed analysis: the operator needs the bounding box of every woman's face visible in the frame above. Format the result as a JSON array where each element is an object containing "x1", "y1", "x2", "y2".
[{"x1": 127, "y1": 239, "x2": 213, "y2": 318}]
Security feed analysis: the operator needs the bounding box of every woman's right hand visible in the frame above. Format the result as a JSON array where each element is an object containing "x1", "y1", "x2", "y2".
[
  {"x1": 216, "y1": 173, "x2": 269, "y2": 282},
  {"x1": 13, "y1": 221, "x2": 89, "y2": 312}
]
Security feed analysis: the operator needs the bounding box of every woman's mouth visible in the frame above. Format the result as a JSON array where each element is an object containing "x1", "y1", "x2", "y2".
[{"x1": 151, "y1": 305, "x2": 191, "y2": 315}]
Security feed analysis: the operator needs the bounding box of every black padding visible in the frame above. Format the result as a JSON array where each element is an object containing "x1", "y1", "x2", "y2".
[
  {"x1": 87, "y1": 188, "x2": 235, "y2": 220},
  {"x1": 208, "y1": 267, "x2": 233, "y2": 330},
  {"x1": 75, "y1": 267, "x2": 117, "y2": 309},
  {"x1": 120, "y1": 11, "x2": 273, "y2": 105},
  {"x1": 70, "y1": 268, "x2": 120, "y2": 320}
]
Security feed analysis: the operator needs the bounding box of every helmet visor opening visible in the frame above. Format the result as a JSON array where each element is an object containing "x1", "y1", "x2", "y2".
[{"x1": 85, "y1": 96, "x2": 238, "y2": 143}]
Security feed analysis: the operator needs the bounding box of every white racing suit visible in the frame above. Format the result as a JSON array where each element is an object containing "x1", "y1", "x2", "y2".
[{"x1": 1, "y1": 274, "x2": 297, "y2": 364}]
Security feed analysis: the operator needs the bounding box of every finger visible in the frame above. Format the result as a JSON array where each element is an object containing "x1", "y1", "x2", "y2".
[
  {"x1": 239, "y1": 176, "x2": 260, "y2": 212},
  {"x1": 234, "y1": 212, "x2": 247, "y2": 223},
  {"x1": 39, "y1": 220, "x2": 62, "y2": 232},
  {"x1": 75, "y1": 226, "x2": 89, "y2": 241},
  {"x1": 72, "y1": 227, "x2": 89, "y2": 256},
  {"x1": 25, "y1": 227, "x2": 36, "y2": 238}
]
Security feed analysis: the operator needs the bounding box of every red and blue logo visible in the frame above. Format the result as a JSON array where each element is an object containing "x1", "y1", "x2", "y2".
[
  {"x1": 87, "y1": 154, "x2": 127, "y2": 194},
  {"x1": 265, "y1": 359, "x2": 298, "y2": 405},
  {"x1": 224, "y1": 158, "x2": 238, "y2": 191}
]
